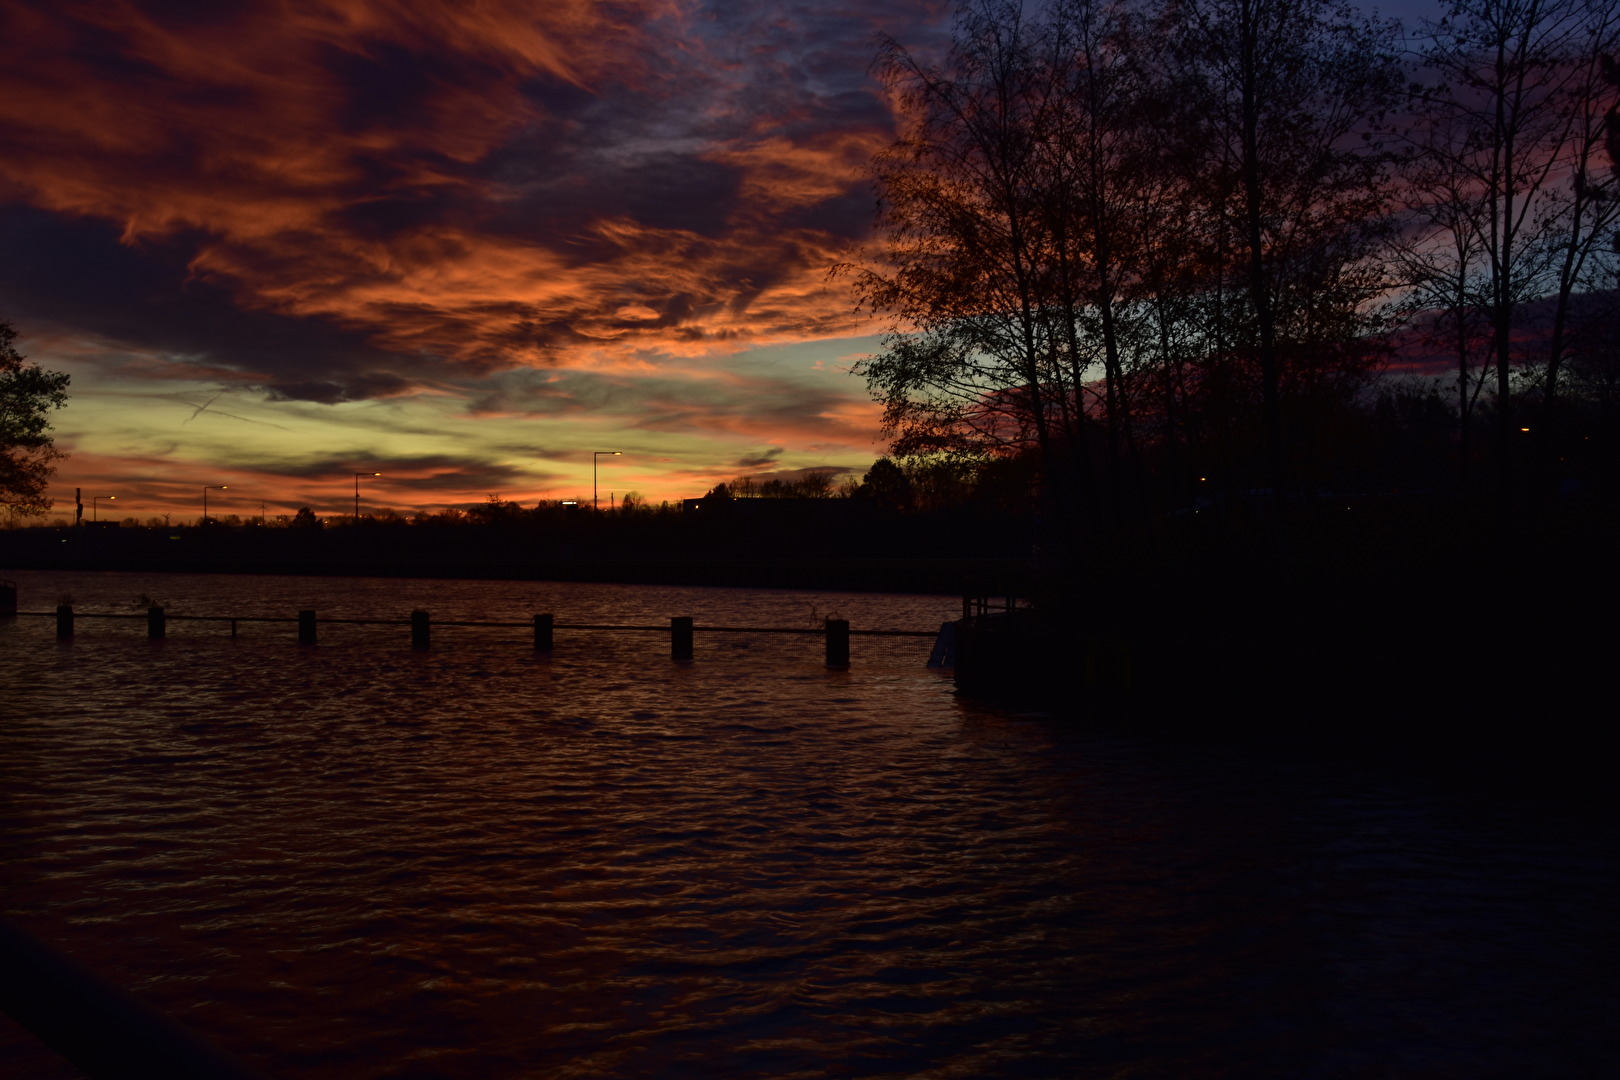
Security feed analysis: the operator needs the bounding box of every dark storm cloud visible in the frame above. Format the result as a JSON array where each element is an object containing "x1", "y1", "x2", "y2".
[
  {"x1": 0, "y1": 206, "x2": 426, "y2": 395},
  {"x1": 265, "y1": 373, "x2": 419, "y2": 405},
  {"x1": 247, "y1": 451, "x2": 556, "y2": 491},
  {"x1": 737, "y1": 448, "x2": 786, "y2": 467},
  {"x1": 745, "y1": 463, "x2": 859, "y2": 483}
]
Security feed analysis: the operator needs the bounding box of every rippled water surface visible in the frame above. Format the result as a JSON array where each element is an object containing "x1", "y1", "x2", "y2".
[{"x1": 2, "y1": 570, "x2": 1614, "y2": 1079}]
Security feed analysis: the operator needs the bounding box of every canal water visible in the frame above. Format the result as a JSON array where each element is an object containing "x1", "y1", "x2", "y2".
[{"x1": 1, "y1": 570, "x2": 1613, "y2": 1079}]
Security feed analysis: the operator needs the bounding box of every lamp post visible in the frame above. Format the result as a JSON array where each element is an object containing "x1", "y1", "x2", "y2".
[
  {"x1": 354, "y1": 472, "x2": 380, "y2": 525},
  {"x1": 92, "y1": 495, "x2": 115, "y2": 522},
  {"x1": 593, "y1": 451, "x2": 621, "y2": 512},
  {"x1": 202, "y1": 485, "x2": 227, "y2": 526}
]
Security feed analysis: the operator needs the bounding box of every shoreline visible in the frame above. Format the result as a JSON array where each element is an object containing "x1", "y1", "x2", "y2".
[{"x1": 0, "y1": 553, "x2": 1025, "y2": 597}]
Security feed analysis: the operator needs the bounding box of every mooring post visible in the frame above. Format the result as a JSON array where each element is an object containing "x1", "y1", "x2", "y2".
[
  {"x1": 0, "y1": 581, "x2": 16, "y2": 618},
  {"x1": 825, "y1": 618, "x2": 850, "y2": 668},
  {"x1": 298, "y1": 609, "x2": 317, "y2": 645},
  {"x1": 961, "y1": 596, "x2": 972, "y2": 623},
  {"x1": 411, "y1": 610, "x2": 430, "y2": 649},
  {"x1": 147, "y1": 605, "x2": 165, "y2": 640},
  {"x1": 533, "y1": 613, "x2": 554, "y2": 652},
  {"x1": 671, "y1": 616, "x2": 694, "y2": 661},
  {"x1": 55, "y1": 604, "x2": 73, "y2": 640}
]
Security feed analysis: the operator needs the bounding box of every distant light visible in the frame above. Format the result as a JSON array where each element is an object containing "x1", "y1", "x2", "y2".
[
  {"x1": 1199, "y1": 476, "x2": 1207, "y2": 482},
  {"x1": 1520, "y1": 427, "x2": 1530, "y2": 432}
]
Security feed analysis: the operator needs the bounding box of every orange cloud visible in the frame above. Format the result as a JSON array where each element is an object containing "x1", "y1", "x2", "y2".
[
  {"x1": 705, "y1": 129, "x2": 893, "y2": 212},
  {"x1": 0, "y1": 0, "x2": 900, "y2": 387}
]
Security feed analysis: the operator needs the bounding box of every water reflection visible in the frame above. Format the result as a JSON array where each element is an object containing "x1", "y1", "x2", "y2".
[{"x1": 1, "y1": 571, "x2": 1613, "y2": 1079}]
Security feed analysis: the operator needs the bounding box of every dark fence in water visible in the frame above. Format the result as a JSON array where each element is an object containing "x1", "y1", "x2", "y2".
[{"x1": 7, "y1": 604, "x2": 945, "y2": 669}]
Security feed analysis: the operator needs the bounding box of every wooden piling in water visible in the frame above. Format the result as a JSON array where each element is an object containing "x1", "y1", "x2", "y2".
[
  {"x1": 8, "y1": 601, "x2": 939, "y2": 664},
  {"x1": 671, "y1": 616, "x2": 694, "y2": 661},
  {"x1": 0, "y1": 581, "x2": 16, "y2": 619},
  {"x1": 825, "y1": 618, "x2": 849, "y2": 668}
]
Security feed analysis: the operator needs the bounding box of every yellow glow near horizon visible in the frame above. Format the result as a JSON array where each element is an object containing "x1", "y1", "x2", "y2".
[{"x1": 24, "y1": 335, "x2": 890, "y2": 525}]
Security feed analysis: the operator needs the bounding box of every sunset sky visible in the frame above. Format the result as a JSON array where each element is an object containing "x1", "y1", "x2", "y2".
[
  {"x1": 0, "y1": 0, "x2": 957, "y2": 522},
  {"x1": 1, "y1": 0, "x2": 1449, "y2": 524}
]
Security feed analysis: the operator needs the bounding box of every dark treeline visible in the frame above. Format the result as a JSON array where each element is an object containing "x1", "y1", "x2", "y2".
[
  {"x1": 839, "y1": 0, "x2": 1620, "y2": 543},
  {"x1": 0, "y1": 485, "x2": 1031, "y2": 595}
]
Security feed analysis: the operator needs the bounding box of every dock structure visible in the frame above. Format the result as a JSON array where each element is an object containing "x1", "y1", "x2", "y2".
[
  {"x1": 11, "y1": 605, "x2": 940, "y2": 668},
  {"x1": 950, "y1": 593, "x2": 1132, "y2": 697}
]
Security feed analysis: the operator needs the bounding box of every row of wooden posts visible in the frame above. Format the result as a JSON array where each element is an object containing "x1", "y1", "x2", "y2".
[{"x1": 23, "y1": 604, "x2": 942, "y2": 667}]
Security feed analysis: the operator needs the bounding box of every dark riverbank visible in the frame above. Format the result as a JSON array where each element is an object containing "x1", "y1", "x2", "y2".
[
  {"x1": 955, "y1": 499, "x2": 1620, "y2": 799},
  {"x1": 0, "y1": 523, "x2": 1026, "y2": 596}
]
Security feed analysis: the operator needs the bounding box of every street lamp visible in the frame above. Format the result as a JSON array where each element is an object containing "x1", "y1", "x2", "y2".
[
  {"x1": 355, "y1": 472, "x2": 380, "y2": 525},
  {"x1": 92, "y1": 495, "x2": 115, "y2": 522},
  {"x1": 202, "y1": 485, "x2": 227, "y2": 525},
  {"x1": 593, "y1": 451, "x2": 622, "y2": 512}
]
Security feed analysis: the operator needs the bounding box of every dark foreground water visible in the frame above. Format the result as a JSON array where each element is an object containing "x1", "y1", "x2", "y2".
[{"x1": 1, "y1": 570, "x2": 1614, "y2": 1079}]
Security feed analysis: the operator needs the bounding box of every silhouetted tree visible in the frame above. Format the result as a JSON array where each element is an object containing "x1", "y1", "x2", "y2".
[
  {"x1": 848, "y1": 0, "x2": 1403, "y2": 538},
  {"x1": 1533, "y1": 0, "x2": 1620, "y2": 495},
  {"x1": 0, "y1": 319, "x2": 70, "y2": 517},
  {"x1": 469, "y1": 494, "x2": 527, "y2": 526},
  {"x1": 1393, "y1": 129, "x2": 1497, "y2": 490},
  {"x1": 850, "y1": 0, "x2": 1087, "y2": 537},
  {"x1": 1163, "y1": 0, "x2": 1404, "y2": 496},
  {"x1": 796, "y1": 470, "x2": 837, "y2": 498},
  {"x1": 855, "y1": 457, "x2": 917, "y2": 512},
  {"x1": 291, "y1": 506, "x2": 321, "y2": 528},
  {"x1": 1412, "y1": 0, "x2": 1603, "y2": 507}
]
